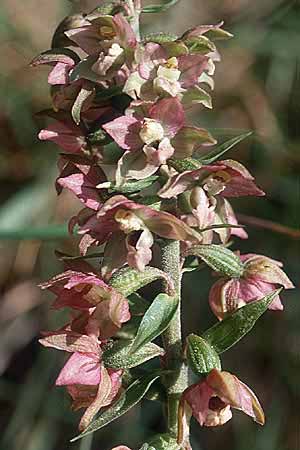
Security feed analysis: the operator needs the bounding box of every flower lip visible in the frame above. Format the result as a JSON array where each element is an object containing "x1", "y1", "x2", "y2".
[
  {"x1": 139, "y1": 118, "x2": 165, "y2": 145},
  {"x1": 114, "y1": 209, "x2": 144, "y2": 233}
]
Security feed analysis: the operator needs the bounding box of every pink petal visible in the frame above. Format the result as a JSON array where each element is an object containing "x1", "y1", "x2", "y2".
[
  {"x1": 38, "y1": 121, "x2": 85, "y2": 154},
  {"x1": 113, "y1": 13, "x2": 136, "y2": 48},
  {"x1": 178, "y1": 54, "x2": 209, "y2": 88},
  {"x1": 126, "y1": 229, "x2": 154, "y2": 271},
  {"x1": 103, "y1": 116, "x2": 142, "y2": 150},
  {"x1": 39, "y1": 332, "x2": 99, "y2": 354},
  {"x1": 48, "y1": 62, "x2": 72, "y2": 85},
  {"x1": 56, "y1": 352, "x2": 101, "y2": 386},
  {"x1": 149, "y1": 98, "x2": 184, "y2": 138}
]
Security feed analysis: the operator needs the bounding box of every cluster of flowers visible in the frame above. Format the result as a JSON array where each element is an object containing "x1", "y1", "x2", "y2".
[{"x1": 32, "y1": 1, "x2": 294, "y2": 447}]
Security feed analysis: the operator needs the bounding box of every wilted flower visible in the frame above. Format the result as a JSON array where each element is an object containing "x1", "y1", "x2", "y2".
[
  {"x1": 209, "y1": 253, "x2": 295, "y2": 319},
  {"x1": 181, "y1": 368, "x2": 265, "y2": 427}
]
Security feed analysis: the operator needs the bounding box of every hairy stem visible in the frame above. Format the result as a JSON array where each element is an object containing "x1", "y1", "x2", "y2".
[
  {"x1": 161, "y1": 240, "x2": 189, "y2": 438},
  {"x1": 126, "y1": 0, "x2": 141, "y2": 40}
]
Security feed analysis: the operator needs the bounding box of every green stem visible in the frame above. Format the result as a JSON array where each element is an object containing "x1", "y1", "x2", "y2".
[{"x1": 161, "y1": 240, "x2": 189, "y2": 438}]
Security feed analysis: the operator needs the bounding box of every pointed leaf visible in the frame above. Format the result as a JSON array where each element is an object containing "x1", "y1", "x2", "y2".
[
  {"x1": 131, "y1": 294, "x2": 179, "y2": 353},
  {"x1": 199, "y1": 131, "x2": 253, "y2": 164},
  {"x1": 186, "y1": 334, "x2": 221, "y2": 375},
  {"x1": 109, "y1": 266, "x2": 174, "y2": 297},
  {"x1": 103, "y1": 340, "x2": 164, "y2": 369},
  {"x1": 202, "y1": 289, "x2": 282, "y2": 354},
  {"x1": 71, "y1": 373, "x2": 160, "y2": 441},
  {"x1": 184, "y1": 244, "x2": 244, "y2": 278}
]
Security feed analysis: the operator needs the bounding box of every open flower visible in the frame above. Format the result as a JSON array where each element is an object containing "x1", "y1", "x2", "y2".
[
  {"x1": 103, "y1": 97, "x2": 215, "y2": 181},
  {"x1": 181, "y1": 368, "x2": 265, "y2": 428},
  {"x1": 70, "y1": 195, "x2": 201, "y2": 268},
  {"x1": 40, "y1": 329, "x2": 122, "y2": 430},
  {"x1": 65, "y1": 13, "x2": 136, "y2": 80},
  {"x1": 30, "y1": 49, "x2": 79, "y2": 85},
  {"x1": 124, "y1": 41, "x2": 211, "y2": 102},
  {"x1": 40, "y1": 267, "x2": 130, "y2": 338},
  {"x1": 209, "y1": 253, "x2": 295, "y2": 319}
]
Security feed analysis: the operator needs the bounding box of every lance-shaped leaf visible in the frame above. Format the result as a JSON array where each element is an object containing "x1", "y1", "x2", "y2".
[
  {"x1": 103, "y1": 340, "x2": 164, "y2": 369},
  {"x1": 71, "y1": 373, "x2": 160, "y2": 441},
  {"x1": 142, "y1": 0, "x2": 180, "y2": 13},
  {"x1": 131, "y1": 294, "x2": 179, "y2": 353},
  {"x1": 186, "y1": 334, "x2": 221, "y2": 375},
  {"x1": 109, "y1": 266, "x2": 174, "y2": 297},
  {"x1": 184, "y1": 244, "x2": 244, "y2": 278},
  {"x1": 143, "y1": 32, "x2": 178, "y2": 44},
  {"x1": 202, "y1": 289, "x2": 281, "y2": 354},
  {"x1": 198, "y1": 131, "x2": 253, "y2": 165}
]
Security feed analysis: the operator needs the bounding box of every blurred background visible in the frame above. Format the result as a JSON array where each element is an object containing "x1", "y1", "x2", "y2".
[{"x1": 0, "y1": 0, "x2": 299, "y2": 449}]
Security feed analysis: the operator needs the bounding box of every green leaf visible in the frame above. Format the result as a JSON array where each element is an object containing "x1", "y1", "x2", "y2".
[
  {"x1": 103, "y1": 340, "x2": 164, "y2": 369},
  {"x1": 186, "y1": 334, "x2": 221, "y2": 375},
  {"x1": 72, "y1": 83, "x2": 94, "y2": 125},
  {"x1": 131, "y1": 293, "x2": 179, "y2": 353},
  {"x1": 184, "y1": 244, "x2": 244, "y2": 278},
  {"x1": 199, "y1": 131, "x2": 253, "y2": 164},
  {"x1": 202, "y1": 289, "x2": 282, "y2": 354},
  {"x1": 142, "y1": 0, "x2": 180, "y2": 13},
  {"x1": 71, "y1": 373, "x2": 160, "y2": 441},
  {"x1": 109, "y1": 266, "x2": 174, "y2": 297}
]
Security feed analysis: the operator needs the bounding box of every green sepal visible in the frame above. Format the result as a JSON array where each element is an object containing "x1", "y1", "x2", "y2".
[
  {"x1": 143, "y1": 32, "x2": 178, "y2": 44},
  {"x1": 71, "y1": 373, "x2": 160, "y2": 441},
  {"x1": 202, "y1": 289, "x2": 282, "y2": 354},
  {"x1": 199, "y1": 131, "x2": 253, "y2": 164},
  {"x1": 109, "y1": 266, "x2": 174, "y2": 297},
  {"x1": 185, "y1": 36, "x2": 216, "y2": 54},
  {"x1": 184, "y1": 244, "x2": 244, "y2": 278},
  {"x1": 103, "y1": 340, "x2": 164, "y2": 369},
  {"x1": 107, "y1": 176, "x2": 159, "y2": 194},
  {"x1": 169, "y1": 157, "x2": 202, "y2": 172},
  {"x1": 186, "y1": 334, "x2": 221, "y2": 375},
  {"x1": 131, "y1": 293, "x2": 179, "y2": 353}
]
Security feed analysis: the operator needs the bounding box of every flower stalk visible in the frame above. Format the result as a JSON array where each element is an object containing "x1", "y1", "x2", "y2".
[{"x1": 161, "y1": 239, "x2": 189, "y2": 437}]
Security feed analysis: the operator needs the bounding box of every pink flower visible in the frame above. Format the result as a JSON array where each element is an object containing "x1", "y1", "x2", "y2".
[
  {"x1": 181, "y1": 368, "x2": 265, "y2": 428},
  {"x1": 124, "y1": 41, "x2": 211, "y2": 101},
  {"x1": 158, "y1": 159, "x2": 265, "y2": 199},
  {"x1": 66, "y1": 13, "x2": 136, "y2": 55},
  {"x1": 40, "y1": 330, "x2": 122, "y2": 430},
  {"x1": 209, "y1": 253, "x2": 295, "y2": 319},
  {"x1": 40, "y1": 267, "x2": 130, "y2": 338},
  {"x1": 56, "y1": 155, "x2": 106, "y2": 210},
  {"x1": 70, "y1": 195, "x2": 201, "y2": 269},
  {"x1": 103, "y1": 98, "x2": 215, "y2": 180},
  {"x1": 30, "y1": 49, "x2": 78, "y2": 85}
]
